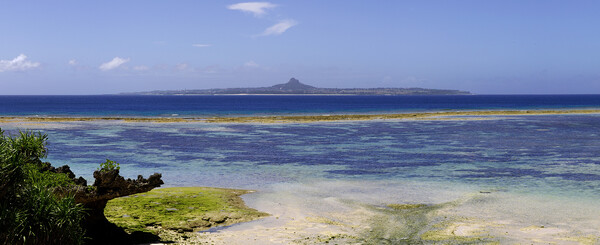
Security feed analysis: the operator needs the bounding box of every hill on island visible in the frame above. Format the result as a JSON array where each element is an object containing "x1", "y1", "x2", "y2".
[{"x1": 124, "y1": 78, "x2": 471, "y2": 95}]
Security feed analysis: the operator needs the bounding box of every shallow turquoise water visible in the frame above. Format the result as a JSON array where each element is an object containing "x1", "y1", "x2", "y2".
[
  {"x1": 3, "y1": 114, "x2": 600, "y2": 201},
  {"x1": 5, "y1": 114, "x2": 600, "y2": 242}
]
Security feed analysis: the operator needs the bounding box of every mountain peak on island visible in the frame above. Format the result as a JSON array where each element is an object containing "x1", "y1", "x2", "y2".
[{"x1": 270, "y1": 78, "x2": 316, "y2": 90}]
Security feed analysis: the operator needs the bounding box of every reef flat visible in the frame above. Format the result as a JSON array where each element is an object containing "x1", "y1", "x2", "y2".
[
  {"x1": 4, "y1": 110, "x2": 600, "y2": 244},
  {"x1": 1, "y1": 108, "x2": 600, "y2": 124}
]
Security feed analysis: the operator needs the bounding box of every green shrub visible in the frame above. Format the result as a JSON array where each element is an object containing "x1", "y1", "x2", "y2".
[
  {"x1": 0, "y1": 129, "x2": 86, "y2": 245},
  {"x1": 8, "y1": 131, "x2": 48, "y2": 162},
  {"x1": 98, "y1": 159, "x2": 120, "y2": 172}
]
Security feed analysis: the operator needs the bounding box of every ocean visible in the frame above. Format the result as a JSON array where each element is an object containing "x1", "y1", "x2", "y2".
[
  {"x1": 2, "y1": 95, "x2": 600, "y2": 243},
  {"x1": 1, "y1": 94, "x2": 600, "y2": 116}
]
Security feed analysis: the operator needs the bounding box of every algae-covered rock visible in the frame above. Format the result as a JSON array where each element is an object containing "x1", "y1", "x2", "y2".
[{"x1": 105, "y1": 187, "x2": 269, "y2": 243}]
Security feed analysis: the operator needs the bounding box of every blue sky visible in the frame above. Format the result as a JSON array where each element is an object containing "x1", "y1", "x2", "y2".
[{"x1": 1, "y1": 1, "x2": 599, "y2": 95}]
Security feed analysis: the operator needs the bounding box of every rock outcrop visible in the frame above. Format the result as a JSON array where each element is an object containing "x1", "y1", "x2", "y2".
[
  {"x1": 52, "y1": 165, "x2": 164, "y2": 244},
  {"x1": 74, "y1": 169, "x2": 163, "y2": 209}
]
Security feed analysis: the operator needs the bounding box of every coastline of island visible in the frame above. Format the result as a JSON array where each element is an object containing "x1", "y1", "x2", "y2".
[{"x1": 122, "y1": 78, "x2": 471, "y2": 96}]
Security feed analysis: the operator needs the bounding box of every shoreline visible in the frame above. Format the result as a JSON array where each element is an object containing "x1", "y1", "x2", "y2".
[
  {"x1": 144, "y1": 180, "x2": 600, "y2": 244},
  {"x1": 1, "y1": 108, "x2": 600, "y2": 124}
]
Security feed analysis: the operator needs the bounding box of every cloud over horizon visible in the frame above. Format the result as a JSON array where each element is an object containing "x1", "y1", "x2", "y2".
[
  {"x1": 0, "y1": 54, "x2": 40, "y2": 72},
  {"x1": 243, "y1": 61, "x2": 260, "y2": 68},
  {"x1": 192, "y1": 44, "x2": 211, "y2": 48},
  {"x1": 175, "y1": 63, "x2": 189, "y2": 71},
  {"x1": 227, "y1": 2, "x2": 277, "y2": 17},
  {"x1": 99, "y1": 57, "x2": 130, "y2": 71},
  {"x1": 261, "y1": 19, "x2": 297, "y2": 36},
  {"x1": 133, "y1": 65, "x2": 149, "y2": 71}
]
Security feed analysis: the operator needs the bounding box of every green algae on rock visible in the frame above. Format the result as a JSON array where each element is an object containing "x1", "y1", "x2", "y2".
[
  {"x1": 387, "y1": 203, "x2": 429, "y2": 210},
  {"x1": 104, "y1": 187, "x2": 268, "y2": 240}
]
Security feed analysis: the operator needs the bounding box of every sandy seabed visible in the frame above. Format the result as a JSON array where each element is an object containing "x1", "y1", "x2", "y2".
[{"x1": 149, "y1": 180, "x2": 600, "y2": 244}]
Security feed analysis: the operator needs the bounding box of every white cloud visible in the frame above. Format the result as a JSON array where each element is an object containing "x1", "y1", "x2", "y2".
[
  {"x1": 99, "y1": 57, "x2": 130, "y2": 71},
  {"x1": 0, "y1": 54, "x2": 40, "y2": 72},
  {"x1": 133, "y1": 65, "x2": 149, "y2": 71},
  {"x1": 175, "y1": 63, "x2": 189, "y2": 71},
  {"x1": 260, "y1": 19, "x2": 297, "y2": 36},
  {"x1": 227, "y1": 2, "x2": 277, "y2": 17},
  {"x1": 198, "y1": 65, "x2": 220, "y2": 74},
  {"x1": 243, "y1": 61, "x2": 260, "y2": 68},
  {"x1": 192, "y1": 44, "x2": 211, "y2": 48},
  {"x1": 68, "y1": 59, "x2": 78, "y2": 66}
]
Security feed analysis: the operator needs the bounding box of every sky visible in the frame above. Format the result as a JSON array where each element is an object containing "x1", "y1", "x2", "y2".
[{"x1": 1, "y1": 0, "x2": 600, "y2": 95}]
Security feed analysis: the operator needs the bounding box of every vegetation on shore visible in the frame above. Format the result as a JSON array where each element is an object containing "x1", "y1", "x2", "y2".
[
  {"x1": 0, "y1": 129, "x2": 166, "y2": 244},
  {"x1": 105, "y1": 187, "x2": 269, "y2": 243},
  {"x1": 1, "y1": 109, "x2": 600, "y2": 124},
  {"x1": 0, "y1": 130, "x2": 86, "y2": 245}
]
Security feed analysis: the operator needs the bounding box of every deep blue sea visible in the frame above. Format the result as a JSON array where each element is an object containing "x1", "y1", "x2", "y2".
[{"x1": 1, "y1": 94, "x2": 600, "y2": 116}]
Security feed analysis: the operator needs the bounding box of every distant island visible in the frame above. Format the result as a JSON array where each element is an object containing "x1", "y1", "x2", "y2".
[{"x1": 123, "y1": 78, "x2": 471, "y2": 95}]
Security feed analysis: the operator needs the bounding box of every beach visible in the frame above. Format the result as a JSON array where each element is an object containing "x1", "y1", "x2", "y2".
[{"x1": 2, "y1": 110, "x2": 600, "y2": 244}]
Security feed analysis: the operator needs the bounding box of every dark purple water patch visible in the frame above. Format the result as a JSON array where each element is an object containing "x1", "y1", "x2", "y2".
[
  {"x1": 543, "y1": 173, "x2": 600, "y2": 181},
  {"x1": 326, "y1": 169, "x2": 389, "y2": 175},
  {"x1": 374, "y1": 161, "x2": 440, "y2": 168},
  {"x1": 126, "y1": 161, "x2": 169, "y2": 169},
  {"x1": 456, "y1": 167, "x2": 544, "y2": 178}
]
